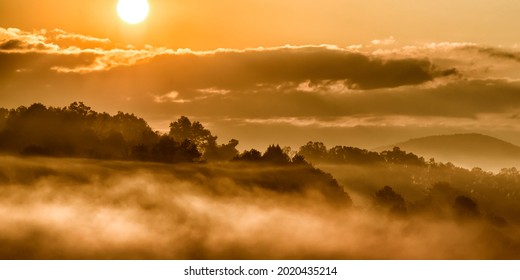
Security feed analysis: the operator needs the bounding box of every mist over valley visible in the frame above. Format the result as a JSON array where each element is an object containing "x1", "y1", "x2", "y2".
[{"x1": 0, "y1": 103, "x2": 519, "y2": 259}]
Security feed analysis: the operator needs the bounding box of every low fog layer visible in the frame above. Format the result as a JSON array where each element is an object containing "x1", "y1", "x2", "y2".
[{"x1": 0, "y1": 156, "x2": 518, "y2": 259}]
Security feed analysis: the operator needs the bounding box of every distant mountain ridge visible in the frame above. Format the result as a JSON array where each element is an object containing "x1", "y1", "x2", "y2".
[{"x1": 378, "y1": 133, "x2": 520, "y2": 172}]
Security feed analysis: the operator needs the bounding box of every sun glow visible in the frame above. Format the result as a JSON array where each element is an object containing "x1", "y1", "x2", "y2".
[{"x1": 117, "y1": 0, "x2": 149, "y2": 24}]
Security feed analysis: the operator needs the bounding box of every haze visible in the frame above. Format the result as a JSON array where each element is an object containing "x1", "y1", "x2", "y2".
[
  {"x1": 1, "y1": 0, "x2": 520, "y2": 259},
  {"x1": 1, "y1": 156, "x2": 519, "y2": 259}
]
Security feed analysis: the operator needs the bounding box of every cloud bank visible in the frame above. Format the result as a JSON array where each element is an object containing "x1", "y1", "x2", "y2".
[{"x1": 3, "y1": 28, "x2": 520, "y2": 149}]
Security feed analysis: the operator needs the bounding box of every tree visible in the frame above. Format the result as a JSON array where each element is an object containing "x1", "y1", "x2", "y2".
[
  {"x1": 100, "y1": 131, "x2": 126, "y2": 158},
  {"x1": 131, "y1": 144, "x2": 149, "y2": 161},
  {"x1": 328, "y1": 145, "x2": 383, "y2": 164},
  {"x1": 168, "y1": 116, "x2": 243, "y2": 161},
  {"x1": 0, "y1": 108, "x2": 7, "y2": 131},
  {"x1": 453, "y1": 195, "x2": 479, "y2": 219},
  {"x1": 234, "y1": 149, "x2": 262, "y2": 161},
  {"x1": 263, "y1": 145, "x2": 290, "y2": 164},
  {"x1": 381, "y1": 147, "x2": 425, "y2": 166},
  {"x1": 174, "y1": 139, "x2": 202, "y2": 162},
  {"x1": 499, "y1": 167, "x2": 520, "y2": 177},
  {"x1": 149, "y1": 135, "x2": 201, "y2": 163},
  {"x1": 291, "y1": 154, "x2": 308, "y2": 165},
  {"x1": 204, "y1": 139, "x2": 239, "y2": 161},
  {"x1": 151, "y1": 135, "x2": 179, "y2": 163},
  {"x1": 111, "y1": 112, "x2": 156, "y2": 145},
  {"x1": 375, "y1": 186, "x2": 407, "y2": 215},
  {"x1": 68, "y1": 102, "x2": 93, "y2": 117},
  {"x1": 169, "y1": 116, "x2": 216, "y2": 150},
  {"x1": 298, "y1": 141, "x2": 328, "y2": 162}
]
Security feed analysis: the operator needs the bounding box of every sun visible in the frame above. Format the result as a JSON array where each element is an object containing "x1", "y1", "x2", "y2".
[{"x1": 117, "y1": 0, "x2": 150, "y2": 24}]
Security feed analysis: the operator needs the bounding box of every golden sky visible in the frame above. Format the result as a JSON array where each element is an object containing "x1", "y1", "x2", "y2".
[
  {"x1": 2, "y1": 0, "x2": 520, "y2": 149},
  {"x1": 2, "y1": 0, "x2": 520, "y2": 49}
]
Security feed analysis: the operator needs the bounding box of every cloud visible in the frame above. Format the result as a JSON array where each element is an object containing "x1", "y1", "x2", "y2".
[
  {"x1": 0, "y1": 28, "x2": 111, "y2": 51},
  {"x1": 3, "y1": 27, "x2": 520, "y2": 82},
  {"x1": 143, "y1": 45, "x2": 448, "y2": 91},
  {"x1": 197, "y1": 88, "x2": 230, "y2": 96},
  {"x1": 0, "y1": 28, "x2": 166, "y2": 73},
  {"x1": 465, "y1": 46, "x2": 520, "y2": 63},
  {"x1": 3, "y1": 27, "x2": 520, "y2": 150},
  {"x1": 49, "y1": 29, "x2": 112, "y2": 48},
  {"x1": 233, "y1": 111, "x2": 520, "y2": 132},
  {"x1": 0, "y1": 39, "x2": 50, "y2": 51},
  {"x1": 371, "y1": 36, "x2": 396, "y2": 46},
  {"x1": 0, "y1": 28, "x2": 59, "y2": 51},
  {"x1": 0, "y1": 28, "x2": 455, "y2": 86},
  {"x1": 143, "y1": 79, "x2": 520, "y2": 119},
  {"x1": 2, "y1": 33, "x2": 520, "y2": 119},
  {"x1": 154, "y1": 91, "x2": 191, "y2": 103},
  {"x1": 49, "y1": 49, "x2": 163, "y2": 73}
]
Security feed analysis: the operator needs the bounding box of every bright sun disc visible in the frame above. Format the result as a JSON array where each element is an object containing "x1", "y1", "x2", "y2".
[{"x1": 117, "y1": 0, "x2": 149, "y2": 24}]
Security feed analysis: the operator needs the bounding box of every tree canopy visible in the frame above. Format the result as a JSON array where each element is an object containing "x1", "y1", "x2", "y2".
[
  {"x1": 169, "y1": 116, "x2": 239, "y2": 161},
  {"x1": 0, "y1": 103, "x2": 199, "y2": 163},
  {"x1": 298, "y1": 141, "x2": 426, "y2": 166}
]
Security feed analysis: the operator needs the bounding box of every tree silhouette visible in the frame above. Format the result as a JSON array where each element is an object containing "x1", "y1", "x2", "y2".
[
  {"x1": 232, "y1": 145, "x2": 351, "y2": 205},
  {"x1": 169, "y1": 116, "x2": 238, "y2": 161},
  {"x1": 298, "y1": 141, "x2": 327, "y2": 162},
  {"x1": 328, "y1": 145, "x2": 383, "y2": 164},
  {"x1": 262, "y1": 145, "x2": 291, "y2": 164},
  {"x1": 149, "y1": 136, "x2": 200, "y2": 163},
  {"x1": 0, "y1": 108, "x2": 7, "y2": 132},
  {"x1": 381, "y1": 147, "x2": 425, "y2": 166},
  {"x1": 0, "y1": 103, "x2": 204, "y2": 163},
  {"x1": 375, "y1": 186, "x2": 407, "y2": 215},
  {"x1": 234, "y1": 149, "x2": 262, "y2": 161},
  {"x1": 299, "y1": 141, "x2": 386, "y2": 165},
  {"x1": 169, "y1": 116, "x2": 216, "y2": 149},
  {"x1": 453, "y1": 195, "x2": 479, "y2": 219},
  {"x1": 67, "y1": 102, "x2": 93, "y2": 117},
  {"x1": 175, "y1": 139, "x2": 202, "y2": 162},
  {"x1": 291, "y1": 154, "x2": 308, "y2": 165},
  {"x1": 204, "y1": 139, "x2": 239, "y2": 161},
  {"x1": 131, "y1": 144, "x2": 149, "y2": 161}
]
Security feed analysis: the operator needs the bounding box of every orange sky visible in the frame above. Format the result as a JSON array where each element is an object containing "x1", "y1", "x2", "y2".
[
  {"x1": 2, "y1": 0, "x2": 520, "y2": 150},
  {"x1": 2, "y1": 0, "x2": 520, "y2": 49}
]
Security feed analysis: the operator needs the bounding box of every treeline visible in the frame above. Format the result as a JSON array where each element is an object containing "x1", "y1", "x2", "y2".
[
  {"x1": 3, "y1": 102, "x2": 520, "y2": 221},
  {"x1": 0, "y1": 102, "x2": 352, "y2": 204},
  {"x1": 0, "y1": 102, "x2": 437, "y2": 168},
  {"x1": 296, "y1": 142, "x2": 520, "y2": 224},
  {"x1": 0, "y1": 102, "x2": 238, "y2": 163},
  {"x1": 298, "y1": 141, "x2": 426, "y2": 166},
  {"x1": 316, "y1": 150, "x2": 520, "y2": 223}
]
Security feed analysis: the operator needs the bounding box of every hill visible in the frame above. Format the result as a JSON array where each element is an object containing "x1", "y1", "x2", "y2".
[{"x1": 379, "y1": 133, "x2": 520, "y2": 172}]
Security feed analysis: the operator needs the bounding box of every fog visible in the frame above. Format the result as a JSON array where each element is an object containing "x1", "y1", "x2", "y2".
[{"x1": 0, "y1": 156, "x2": 518, "y2": 259}]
